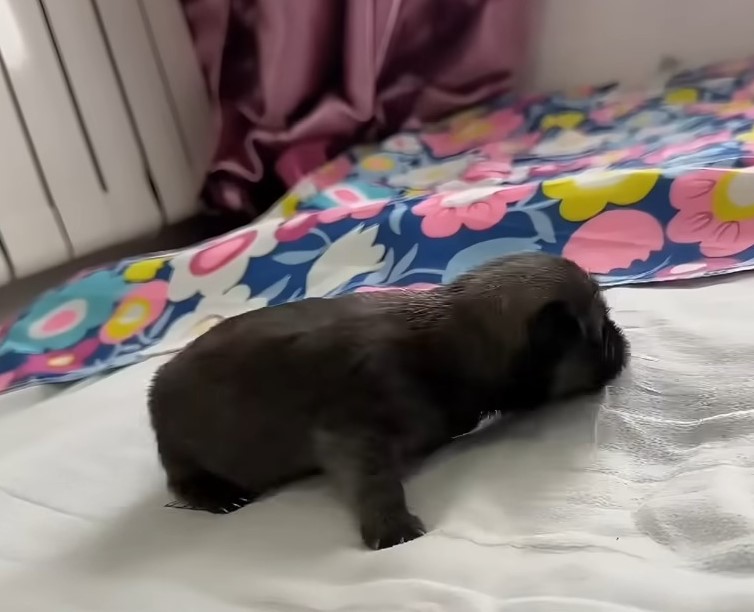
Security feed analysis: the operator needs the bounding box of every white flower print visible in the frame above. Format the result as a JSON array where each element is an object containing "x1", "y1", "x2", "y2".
[
  {"x1": 167, "y1": 226, "x2": 277, "y2": 302},
  {"x1": 143, "y1": 285, "x2": 267, "y2": 355},
  {"x1": 306, "y1": 224, "x2": 385, "y2": 297},
  {"x1": 387, "y1": 159, "x2": 470, "y2": 190}
]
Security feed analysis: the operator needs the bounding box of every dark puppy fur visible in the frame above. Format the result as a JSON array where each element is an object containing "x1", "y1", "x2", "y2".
[{"x1": 149, "y1": 252, "x2": 628, "y2": 549}]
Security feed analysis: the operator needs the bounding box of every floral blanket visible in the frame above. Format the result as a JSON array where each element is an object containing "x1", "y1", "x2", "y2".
[{"x1": 3, "y1": 58, "x2": 754, "y2": 394}]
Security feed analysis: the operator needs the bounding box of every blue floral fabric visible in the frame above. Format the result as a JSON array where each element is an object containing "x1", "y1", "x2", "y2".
[{"x1": 3, "y1": 57, "x2": 754, "y2": 393}]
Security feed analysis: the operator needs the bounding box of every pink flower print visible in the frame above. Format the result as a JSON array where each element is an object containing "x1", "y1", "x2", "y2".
[
  {"x1": 309, "y1": 157, "x2": 352, "y2": 190},
  {"x1": 478, "y1": 134, "x2": 540, "y2": 159},
  {"x1": 594, "y1": 146, "x2": 647, "y2": 166},
  {"x1": 643, "y1": 132, "x2": 733, "y2": 165},
  {"x1": 0, "y1": 371, "x2": 14, "y2": 393},
  {"x1": 656, "y1": 258, "x2": 740, "y2": 281},
  {"x1": 318, "y1": 201, "x2": 387, "y2": 224},
  {"x1": 422, "y1": 109, "x2": 524, "y2": 158},
  {"x1": 382, "y1": 134, "x2": 424, "y2": 155},
  {"x1": 733, "y1": 81, "x2": 754, "y2": 102},
  {"x1": 533, "y1": 146, "x2": 647, "y2": 179},
  {"x1": 688, "y1": 101, "x2": 754, "y2": 120},
  {"x1": 274, "y1": 212, "x2": 319, "y2": 243},
  {"x1": 590, "y1": 95, "x2": 645, "y2": 124},
  {"x1": 0, "y1": 315, "x2": 14, "y2": 345},
  {"x1": 529, "y1": 159, "x2": 591, "y2": 179},
  {"x1": 412, "y1": 183, "x2": 536, "y2": 239},
  {"x1": 167, "y1": 228, "x2": 276, "y2": 302},
  {"x1": 277, "y1": 207, "x2": 372, "y2": 239},
  {"x1": 17, "y1": 338, "x2": 100, "y2": 376},
  {"x1": 315, "y1": 185, "x2": 391, "y2": 224},
  {"x1": 563, "y1": 210, "x2": 664, "y2": 274},
  {"x1": 355, "y1": 283, "x2": 437, "y2": 293},
  {"x1": 462, "y1": 159, "x2": 513, "y2": 182},
  {"x1": 667, "y1": 169, "x2": 754, "y2": 257}
]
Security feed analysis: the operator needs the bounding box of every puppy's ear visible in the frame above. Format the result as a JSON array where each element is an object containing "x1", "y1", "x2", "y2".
[{"x1": 527, "y1": 300, "x2": 583, "y2": 356}]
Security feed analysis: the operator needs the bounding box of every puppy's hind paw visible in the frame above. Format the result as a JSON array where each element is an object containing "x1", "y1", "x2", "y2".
[
  {"x1": 362, "y1": 512, "x2": 427, "y2": 550},
  {"x1": 167, "y1": 471, "x2": 257, "y2": 514}
]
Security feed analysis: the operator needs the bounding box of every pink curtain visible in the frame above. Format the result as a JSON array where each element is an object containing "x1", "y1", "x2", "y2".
[{"x1": 181, "y1": 0, "x2": 533, "y2": 216}]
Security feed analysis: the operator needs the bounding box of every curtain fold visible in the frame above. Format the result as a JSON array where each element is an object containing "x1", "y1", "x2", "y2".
[{"x1": 181, "y1": 0, "x2": 532, "y2": 216}]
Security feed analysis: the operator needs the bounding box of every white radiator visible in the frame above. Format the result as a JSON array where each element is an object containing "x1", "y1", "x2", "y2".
[{"x1": 0, "y1": 0, "x2": 212, "y2": 285}]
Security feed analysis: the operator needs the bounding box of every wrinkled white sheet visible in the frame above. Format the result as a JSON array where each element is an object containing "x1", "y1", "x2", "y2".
[{"x1": 2, "y1": 275, "x2": 754, "y2": 612}]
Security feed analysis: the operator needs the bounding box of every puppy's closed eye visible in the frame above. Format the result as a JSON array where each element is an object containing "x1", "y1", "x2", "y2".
[{"x1": 527, "y1": 299, "x2": 583, "y2": 355}]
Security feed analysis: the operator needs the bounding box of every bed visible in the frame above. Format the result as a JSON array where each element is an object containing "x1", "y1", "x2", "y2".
[
  {"x1": 3, "y1": 274, "x2": 754, "y2": 611},
  {"x1": 3, "y1": 58, "x2": 754, "y2": 610}
]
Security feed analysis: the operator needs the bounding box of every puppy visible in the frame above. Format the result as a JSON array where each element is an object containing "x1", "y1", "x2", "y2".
[{"x1": 149, "y1": 252, "x2": 628, "y2": 549}]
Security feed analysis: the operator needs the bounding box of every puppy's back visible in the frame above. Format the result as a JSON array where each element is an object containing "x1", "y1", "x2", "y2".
[{"x1": 148, "y1": 292, "x2": 418, "y2": 443}]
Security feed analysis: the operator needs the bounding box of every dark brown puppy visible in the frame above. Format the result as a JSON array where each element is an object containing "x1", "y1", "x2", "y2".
[{"x1": 149, "y1": 252, "x2": 628, "y2": 549}]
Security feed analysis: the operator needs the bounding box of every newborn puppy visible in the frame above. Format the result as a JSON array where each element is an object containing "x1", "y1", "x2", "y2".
[{"x1": 149, "y1": 252, "x2": 628, "y2": 549}]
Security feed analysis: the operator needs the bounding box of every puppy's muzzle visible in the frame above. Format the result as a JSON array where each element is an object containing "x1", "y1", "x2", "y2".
[{"x1": 597, "y1": 317, "x2": 629, "y2": 384}]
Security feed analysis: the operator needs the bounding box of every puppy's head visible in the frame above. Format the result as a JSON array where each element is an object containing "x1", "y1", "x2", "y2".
[
  {"x1": 528, "y1": 295, "x2": 629, "y2": 400},
  {"x1": 448, "y1": 252, "x2": 629, "y2": 396}
]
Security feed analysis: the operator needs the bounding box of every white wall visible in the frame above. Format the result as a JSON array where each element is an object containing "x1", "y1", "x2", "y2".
[{"x1": 528, "y1": 0, "x2": 754, "y2": 92}]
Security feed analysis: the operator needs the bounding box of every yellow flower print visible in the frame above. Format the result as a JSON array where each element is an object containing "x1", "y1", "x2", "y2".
[
  {"x1": 543, "y1": 170, "x2": 660, "y2": 222},
  {"x1": 403, "y1": 188, "x2": 429, "y2": 199},
  {"x1": 540, "y1": 111, "x2": 585, "y2": 130},
  {"x1": 360, "y1": 154, "x2": 397, "y2": 173},
  {"x1": 102, "y1": 296, "x2": 154, "y2": 342},
  {"x1": 447, "y1": 108, "x2": 485, "y2": 129},
  {"x1": 423, "y1": 108, "x2": 523, "y2": 157},
  {"x1": 712, "y1": 171, "x2": 754, "y2": 222},
  {"x1": 425, "y1": 110, "x2": 492, "y2": 150},
  {"x1": 454, "y1": 119, "x2": 493, "y2": 142},
  {"x1": 278, "y1": 191, "x2": 302, "y2": 219},
  {"x1": 99, "y1": 280, "x2": 168, "y2": 344},
  {"x1": 737, "y1": 128, "x2": 754, "y2": 144},
  {"x1": 123, "y1": 257, "x2": 166, "y2": 282},
  {"x1": 663, "y1": 88, "x2": 699, "y2": 105},
  {"x1": 719, "y1": 100, "x2": 754, "y2": 115}
]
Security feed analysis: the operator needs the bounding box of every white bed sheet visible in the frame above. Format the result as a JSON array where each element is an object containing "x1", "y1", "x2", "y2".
[{"x1": 2, "y1": 275, "x2": 754, "y2": 612}]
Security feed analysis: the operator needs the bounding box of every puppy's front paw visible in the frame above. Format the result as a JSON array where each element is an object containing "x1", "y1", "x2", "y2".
[{"x1": 361, "y1": 512, "x2": 427, "y2": 550}]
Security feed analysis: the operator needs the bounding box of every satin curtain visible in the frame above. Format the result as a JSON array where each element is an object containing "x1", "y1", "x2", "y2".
[{"x1": 181, "y1": 0, "x2": 532, "y2": 215}]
